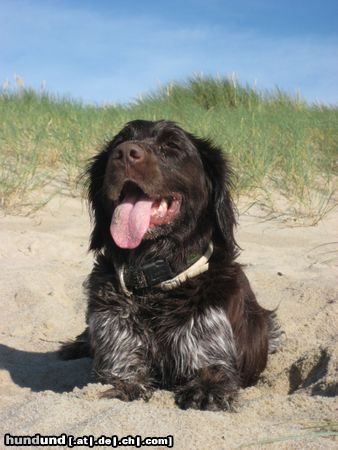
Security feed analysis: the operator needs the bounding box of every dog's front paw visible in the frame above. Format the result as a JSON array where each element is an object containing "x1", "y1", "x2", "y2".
[
  {"x1": 175, "y1": 382, "x2": 233, "y2": 411},
  {"x1": 175, "y1": 366, "x2": 239, "y2": 411},
  {"x1": 100, "y1": 379, "x2": 153, "y2": 402}
]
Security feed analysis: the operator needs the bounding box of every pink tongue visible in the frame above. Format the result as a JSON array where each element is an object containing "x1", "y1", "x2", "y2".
[{"x1": 110, "y1": 194, "x2": 153, "y2": 249}]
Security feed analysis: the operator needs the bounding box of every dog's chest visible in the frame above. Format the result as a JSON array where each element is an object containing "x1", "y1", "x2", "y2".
[{"x1": 135, "y1": 296, "x2": 236, "y2": 381}]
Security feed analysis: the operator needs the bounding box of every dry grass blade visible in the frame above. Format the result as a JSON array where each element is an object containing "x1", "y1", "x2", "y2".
[{"x1": 237, "y1": 431, "x2": 338, "y2": 448}]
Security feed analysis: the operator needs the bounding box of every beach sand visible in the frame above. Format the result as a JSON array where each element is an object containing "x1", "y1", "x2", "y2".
[{"x1": 1, "y1": 195, "x2": 337, "y2": 449}]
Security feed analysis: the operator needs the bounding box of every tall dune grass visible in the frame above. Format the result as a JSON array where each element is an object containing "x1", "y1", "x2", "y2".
[{"x1": 0, "y1": 76, "x2": 337, "y2": 221}]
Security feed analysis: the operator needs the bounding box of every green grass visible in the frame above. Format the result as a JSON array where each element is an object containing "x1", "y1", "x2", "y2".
[{"x1": 1, "y1": 76, "x2": 337, "y2": 221}]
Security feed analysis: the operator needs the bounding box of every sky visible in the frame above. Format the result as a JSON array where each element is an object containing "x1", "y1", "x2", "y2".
[{"x1": 1, "y1": 0, "x2": 338, "y2": 105}]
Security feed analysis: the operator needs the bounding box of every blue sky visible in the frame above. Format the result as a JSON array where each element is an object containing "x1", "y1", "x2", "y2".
[{"x1": 2, "y1": 0, "x2": 338, "y2": 105}]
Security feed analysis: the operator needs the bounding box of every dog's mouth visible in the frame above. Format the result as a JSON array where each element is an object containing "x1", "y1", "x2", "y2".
[{"x1": 110, "y1": 181, "x2": 182, "y2": 249}]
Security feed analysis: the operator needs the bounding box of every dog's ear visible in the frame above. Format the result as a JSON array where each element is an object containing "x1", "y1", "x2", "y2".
[
  {"x1": 192, "y1": 136, "x2": 238, "y2": 258},
  {"x1": 86, "y1": 146, "x2": 111, "y2": 252}
]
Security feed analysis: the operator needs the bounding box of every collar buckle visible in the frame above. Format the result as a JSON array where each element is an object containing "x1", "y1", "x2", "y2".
[
  {"x1": 131, "y1": 260, "x2": 174, "y2": 289},
  {"x1": 142, "y1": 259, "x2": 174, "y2": 286}
]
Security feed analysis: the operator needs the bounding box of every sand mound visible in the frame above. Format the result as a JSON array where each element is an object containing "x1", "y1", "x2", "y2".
[{"x1": 1, "y1": 196, "x2": 337, "y2": 449}]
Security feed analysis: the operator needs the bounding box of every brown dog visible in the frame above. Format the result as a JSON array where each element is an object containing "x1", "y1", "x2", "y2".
[{"x1": 59, "y1": 120, "x2": 280, "y2": 411}]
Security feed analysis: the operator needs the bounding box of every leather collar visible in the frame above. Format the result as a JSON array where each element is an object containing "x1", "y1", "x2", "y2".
[{"x1": 117, "y1": 242, "x2": 214, "y2": 296}]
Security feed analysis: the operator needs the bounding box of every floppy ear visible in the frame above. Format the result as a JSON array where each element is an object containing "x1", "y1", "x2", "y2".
[
  {"x1": 86, "y1": 146, "x2": 111, "y2": 252},
  {"x1": 192, "y1": 137, "x2": 238, "y2": 258}
]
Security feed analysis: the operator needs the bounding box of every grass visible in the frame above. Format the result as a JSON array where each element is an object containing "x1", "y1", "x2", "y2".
[
  {"x1": 237, "y1": 420, "x2": 338, "y2": 448},
  {"x1": 0, "y1": 75, "x2": 337, "y2": 221}
]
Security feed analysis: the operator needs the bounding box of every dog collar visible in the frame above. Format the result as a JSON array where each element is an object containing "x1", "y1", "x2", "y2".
[{"x1": 118, "y1": 242, "x2": 214, "y2": 296}]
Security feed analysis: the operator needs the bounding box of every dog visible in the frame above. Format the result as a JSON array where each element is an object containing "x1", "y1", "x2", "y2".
[{"x1": 59, "y1": 119, "x2": 280, "y2": 411}]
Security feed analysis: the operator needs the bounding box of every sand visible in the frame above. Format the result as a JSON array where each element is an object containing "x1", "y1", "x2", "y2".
[{"x1": 0, "y1": 195, "x2": 337, "y2": 449}]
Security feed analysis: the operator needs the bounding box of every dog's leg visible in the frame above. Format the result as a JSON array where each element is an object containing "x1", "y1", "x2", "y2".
[
  {"x1": 89, "y1": 310, "x2": 154, "y2": 402},
  {"x1": 172, "y1": 307, "x2": 240, "y2": 411},
  {"x1": 58, "y1": 328, "x2": 91, "y2": 360},
  {"x1": 227, "y1": 269, "x2": 282, "y2": 386}
]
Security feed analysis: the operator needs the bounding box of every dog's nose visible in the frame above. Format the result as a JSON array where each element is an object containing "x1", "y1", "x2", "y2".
[{"x1": 114, "y1": 142, "x2": 145, "y2": 165}]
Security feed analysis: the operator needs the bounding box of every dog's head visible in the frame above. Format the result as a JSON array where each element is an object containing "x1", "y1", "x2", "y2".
[{"x1": 87, "y1": 120, "x2": 237, "y2": 257}]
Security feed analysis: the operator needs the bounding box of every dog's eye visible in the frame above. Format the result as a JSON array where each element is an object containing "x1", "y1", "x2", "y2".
[
  {"x1": 162, "y1": 142, "x2": 181, "y2": 158},
  {"x1": 158, "y1": 142, "x2": 181, "y2": 159},
  {"x1": 167, "y1": 141, "x2": 180, "y2": 150}
]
